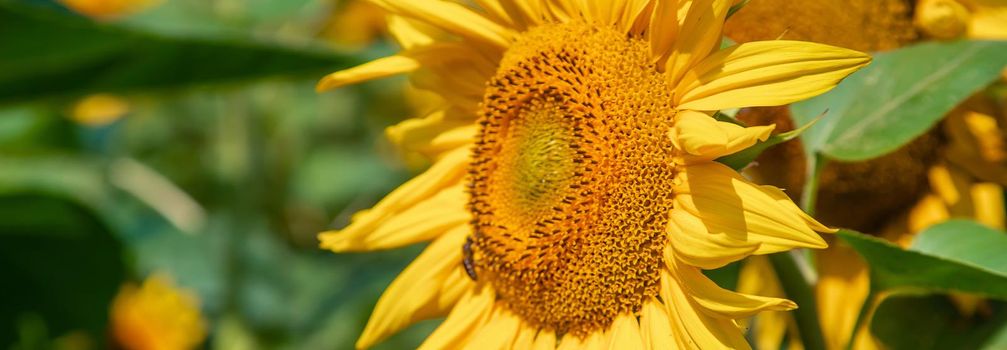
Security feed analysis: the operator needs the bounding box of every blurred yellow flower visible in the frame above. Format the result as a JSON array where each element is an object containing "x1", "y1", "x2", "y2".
[
  {"x1": 320, "y1": 1, "x2": 389, "y2": 48},
  {"x1": 68, "y1": 94, "x2": 130, "y2": 127},
  {"x1": 916, "y1": 0, "x2": 1007, "y2": 39},
  {"x1": 317, "y1": 0, "x2": 869, "y2": 348},
  {"x1": 110, "y1": 274, "x2": 206, "y2": 350}
]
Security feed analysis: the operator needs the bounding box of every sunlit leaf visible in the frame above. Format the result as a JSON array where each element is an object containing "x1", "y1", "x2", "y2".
[
  {"x1": 838, "y1": 223, "x2": 1007, "y2": 297},
  {"x1": 792, "y1": 40, "x2": 1007, "y2": 161}
]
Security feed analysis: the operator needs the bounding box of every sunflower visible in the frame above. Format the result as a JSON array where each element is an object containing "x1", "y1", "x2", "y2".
[{"x1": 317, "y1": 1, "x2": 869, "y2": 348}]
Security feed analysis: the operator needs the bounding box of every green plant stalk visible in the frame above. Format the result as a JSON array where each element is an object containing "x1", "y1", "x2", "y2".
[
  {"x1": 844, "y1": 287, "x2": 879, "y2": 350},
  {"x1": 769, "y1": 250, "x2": 827, "y2": 350},
  {"x1": 800, "y1": 153, "x2": 826, "y2": 214}
]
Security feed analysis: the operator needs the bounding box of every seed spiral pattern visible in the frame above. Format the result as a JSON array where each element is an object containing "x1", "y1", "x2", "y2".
[{"x1": 467, "y1": 23, "x2": 681, "y2": 336}]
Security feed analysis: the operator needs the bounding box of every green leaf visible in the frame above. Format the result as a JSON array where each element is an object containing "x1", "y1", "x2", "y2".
[
  {"x1": 909, "y1": 220, "x2": 1007, "y2": 274},
  {"x1": 717, "y1": 115, "x2": 819, "y2": 170},
  {"x1": 0, "y1": 1, "x2": 360, "y2": 104},
  {"x1": 791, "y1": 40, "x2": 1007, "y2": 161},
  {"x1": 837, "y1": 225, "x2": 1007, "y2": 297}
]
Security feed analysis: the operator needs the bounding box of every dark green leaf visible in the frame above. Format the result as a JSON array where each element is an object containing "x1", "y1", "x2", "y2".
[
  {"x1": 0, "y1": 1, "x2": 360, "y2": 104},
  {"x1": 870, "y1": 295, "x2": 1007, "y2": 350},
  {"x1": 0, "y1": 194, "x2": 126, "y2": 347},
  {"x1": 792, "y1": 40, "x2": 1007, "y2": 161},
  {"x1": 838, "y1": 226, "x2": 1007, "y2": 297}
]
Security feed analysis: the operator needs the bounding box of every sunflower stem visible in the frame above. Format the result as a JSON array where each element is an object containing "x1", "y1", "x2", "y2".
[
  {"x1": 769, "y1": 250, "x2": 827, "y2": 350},
  {"x1": 800, "y1": 154, "x2": 826, "y2": 214}
]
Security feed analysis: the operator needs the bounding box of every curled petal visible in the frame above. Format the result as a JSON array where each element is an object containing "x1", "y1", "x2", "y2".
[{"x1": 670, "y1": 110, "x2": 775, "y2": 162}]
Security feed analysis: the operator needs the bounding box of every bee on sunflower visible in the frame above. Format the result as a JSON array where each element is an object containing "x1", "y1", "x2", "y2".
[{"x1": 316, "y1": 1, "x2": 870, "y2": 348}]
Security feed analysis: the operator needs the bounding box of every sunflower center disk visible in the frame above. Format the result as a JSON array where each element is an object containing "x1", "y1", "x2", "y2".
[{"x1": 468, "y1": 23, "x2": 679, "y2": 336}]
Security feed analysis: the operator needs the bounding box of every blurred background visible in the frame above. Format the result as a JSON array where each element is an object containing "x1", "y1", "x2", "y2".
[{"x1": 0, "y1": 0, "x2": 439, "y2": 348}]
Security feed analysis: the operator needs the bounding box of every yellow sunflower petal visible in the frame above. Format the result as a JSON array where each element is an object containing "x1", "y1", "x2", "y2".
[
  {"x1": 462, "y1": 306, "x2": 522, "y2": 350},
  {"x1": 385, "y1": 109, "x2": 477, "y2": 158},
  {"x1": 670, "y1": 110, "x2": 775, "y2": 162},
  {"x1": 675, "y1": 40, "x2": 871, "y2": 111},
  {"x1": 618, "y1": 0, "x2": 652, "y2": 34},
  {"x1": 582, "y1": 330, "x2": 609, "y2": 350},
  {"x1": 673, "y1": 162, "x2": 831, "y2": 255},
  {"x1": 542, "y1": 0, "x2": 576, "y2": 22},
  {"x1": 387, "y1": 15, "x2": 438, "y2": 49},
  {"x1": 371, "y1": 0, "x2": 512, "y2": 49},
  {"x1": 668, "y1": 208, "x2": 760, "y2": 269},
  {"x1": 356, "y1": 227, "x2": 473, "y2": 348},
  {"x1": 512, "y1": 324, "x2": 539, "y2": 350},
  {"x1": 316, "y1": 55, "x2": 420, "y2": 92},
  {"x1": 532, "y1": 329, "x2": 557, "y2": 350},
  {"x1": 319, "y1": 183, "x2": 469, "y2": 252},
  {"x1": 478, "y1": 0, "x2": 547, "y2": 30},
  {"x1": 664, "y1": 0, "x2": 733, "y2": 86},
  {"x1": 660, "y1": 269, "x2": 751, "y2": 350},
  {"x1": 318, "y1": 148, "x2": 471, "y2": 252},
  {"x1": 608, "y1": 314, "x2": 647, "y2": 349},
  {"x1": 418, "y1": 287, "x2": 496, "y2": 350},
  {"x1": 648, "y1": 0, "x2": 679, "y2": 64},
  {"x1": 474, "y1": 0, "x2": 518, "y2": 27},
  {"x1": 673, "y1": 257, "x2": 797, "y2": 319},
  {"x1": 641, "y1": 299, "x2": 678, "y2": 350},
  {"x1": 556, "y1": 333, "x2": 586, "y2": 350}
]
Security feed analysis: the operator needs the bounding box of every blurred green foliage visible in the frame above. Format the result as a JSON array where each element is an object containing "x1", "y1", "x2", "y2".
[{"x1": 0, "y1": 0, "x2": 437, "y2": 348}]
